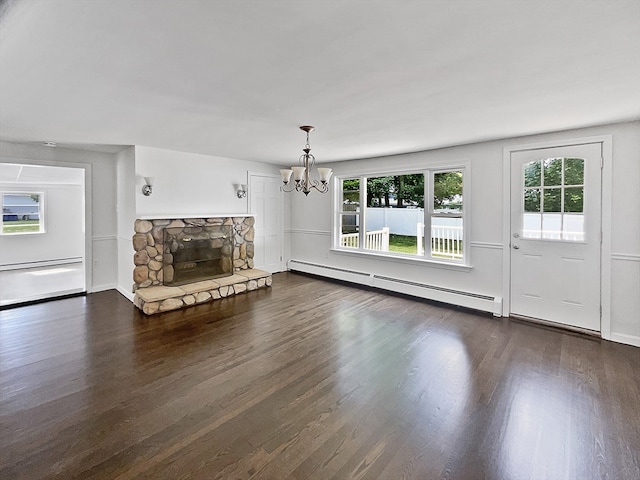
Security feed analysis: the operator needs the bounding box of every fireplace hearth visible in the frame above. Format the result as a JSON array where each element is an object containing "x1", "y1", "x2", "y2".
[{"x1": 132, "y1": 216, "x2": 268, "y2": 314}]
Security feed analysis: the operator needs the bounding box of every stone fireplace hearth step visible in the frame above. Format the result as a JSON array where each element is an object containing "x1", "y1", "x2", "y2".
[{"x1": 134, "y1": 268, "x2": 272, "y2": 315}]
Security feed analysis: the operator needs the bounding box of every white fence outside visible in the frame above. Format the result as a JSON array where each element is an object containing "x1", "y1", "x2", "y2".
[
  {"x1": 341, "y1": 227, "x2": 390, "y2": 251},
  {"x1": 366, "y1": 208, "x2": 423, "y2": 235},
  {"x1": 340, "y1": 208, "x2": 463, "y2": 258},
  {"x1": 366, "y1": 208, "x2": 461, "y2": 233},
  {"x1": 417, "y1": 223, "x2": 464, "y2": 259}
]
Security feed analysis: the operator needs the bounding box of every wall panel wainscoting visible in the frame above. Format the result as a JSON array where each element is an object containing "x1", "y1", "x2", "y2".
[{"x1": 0, "y1": 272, "x2": 638, "y2": 479}]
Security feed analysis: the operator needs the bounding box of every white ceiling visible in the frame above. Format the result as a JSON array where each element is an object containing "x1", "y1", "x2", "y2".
[
  {"x1": 0, "y1": 0, "x2": 638, "y2": 164},
  {"x1": 0, "y1": 163, "x2": 84, "y2": 185}
]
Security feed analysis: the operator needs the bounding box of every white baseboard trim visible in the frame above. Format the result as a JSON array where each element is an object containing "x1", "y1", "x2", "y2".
[
  {"x1": 609, "y1": 332, "x2": 640, "y2": 348},
  {"x1": 288, "y1": 259, "x2": 502, "y2": 316},
  {"x1": 116, "y1": 285, "x2": 135, "y2": 302},
  {"x1": 91, "y1": 283, "x2": 117, "y2": 293}
]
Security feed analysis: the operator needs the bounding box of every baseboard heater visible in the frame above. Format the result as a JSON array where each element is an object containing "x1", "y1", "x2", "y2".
[{"x1": 287, "y1": 259, "x2": 502, "y2": 316}]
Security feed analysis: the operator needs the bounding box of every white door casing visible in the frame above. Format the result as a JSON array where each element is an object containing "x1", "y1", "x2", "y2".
[
  {"x1": 509, "y1": 143, "x2": 602, "y2": 331},
  {"x1": 249, "y1": 173, "x2": 283, "y2": 273}
]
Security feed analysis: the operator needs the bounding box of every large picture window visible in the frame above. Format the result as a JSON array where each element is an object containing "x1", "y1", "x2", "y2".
[
  {"x1": 335, "y1": 166, "x2": 467, "y2": 264},
  {"x1": 1, "y1": 192, "x2": 45, "y2": 234}
]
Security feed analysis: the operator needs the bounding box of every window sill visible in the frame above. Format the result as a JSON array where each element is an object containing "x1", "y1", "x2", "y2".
[
  {"x1": 1, "y1": 231, "x2": 45, "y2": 236},
  {"x1": 329, "y1": 248, "x2": 472, "y2": 272}
]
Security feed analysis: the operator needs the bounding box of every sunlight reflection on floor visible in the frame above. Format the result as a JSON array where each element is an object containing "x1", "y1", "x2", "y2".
[{"x1": 0, "y1": 262, "x2": 84, "y2": 306}]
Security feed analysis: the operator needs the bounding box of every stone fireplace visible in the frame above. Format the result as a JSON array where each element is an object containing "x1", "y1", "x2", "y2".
[
  {"x1": 131, "y1": 216, "x2": 272, "y2": 315},
  {"x1": 132, "y1": 216, "x2": 255, "y2": 290}
]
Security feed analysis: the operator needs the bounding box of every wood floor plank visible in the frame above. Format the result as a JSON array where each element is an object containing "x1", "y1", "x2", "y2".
[{"x1": 1, "y1": 271, "x2": 638, "y2": 479}]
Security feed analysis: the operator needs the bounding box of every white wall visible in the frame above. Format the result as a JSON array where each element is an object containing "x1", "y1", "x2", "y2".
[
  {"x1": 288, "y1": 121, "x2": 640, "y2": 346},
  {"x1": 0, "y1": 141, "x2": 118, "y2": 292},
  {"x1": 0, "y1": 182, "x2": 84, "y2": 265},
  {"x1": 116, "y1": 147, "x2": 136, "y2": 300},
  {"x1": 606, "y1": 122, "x2": 640, "y2": 345},
  {"x1": 134, "y1": 146, "x2": 281, "y2": 218}
]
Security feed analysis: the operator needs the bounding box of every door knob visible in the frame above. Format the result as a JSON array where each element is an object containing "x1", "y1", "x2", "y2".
[{"x1": 513, "y1": 245, "x2": 520, "y2": 250}]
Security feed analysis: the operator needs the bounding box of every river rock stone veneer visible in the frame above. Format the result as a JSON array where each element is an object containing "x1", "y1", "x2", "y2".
[{"x1": 131, "y1": 216, "x2": 272, "y2": 315}]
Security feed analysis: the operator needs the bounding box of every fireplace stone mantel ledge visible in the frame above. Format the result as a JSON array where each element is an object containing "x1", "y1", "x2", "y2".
[
  {"x1": 137, "y1": 213, "x2": 256, "y2": 220},
  {"x1": 134, "y1": 268, "x2": 272, "y2": 315}
]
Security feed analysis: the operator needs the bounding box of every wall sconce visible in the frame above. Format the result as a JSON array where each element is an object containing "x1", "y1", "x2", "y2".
[
  {"x1": 236, "y1": 184, "x2": 247, "y2": 198},
  {"x1": 142, "y1": 177, "x2": 154, "y2": 196}
]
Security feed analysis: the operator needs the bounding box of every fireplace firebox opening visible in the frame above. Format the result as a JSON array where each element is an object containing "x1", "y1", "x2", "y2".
[{"x1": 163, "y1": 225, "x2": 234, "y2": 286}]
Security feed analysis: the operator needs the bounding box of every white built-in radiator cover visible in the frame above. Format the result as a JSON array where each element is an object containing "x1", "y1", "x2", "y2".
[{"x1": 287, "y1": 259, "x2": 502, "y2": 316}]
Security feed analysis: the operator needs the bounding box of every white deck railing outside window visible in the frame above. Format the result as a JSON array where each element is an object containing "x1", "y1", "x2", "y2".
[
  {"x1": 417, "y1": 223, "x2": 463, "y2": 259},
  {"x1": 340, "y1": 227, "x2": 390, "y2": 251}
]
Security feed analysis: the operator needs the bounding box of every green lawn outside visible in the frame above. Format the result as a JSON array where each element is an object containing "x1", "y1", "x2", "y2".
[
  {"x1": 2, "y1": 220, "x2": 41, "y2": 234},
  {"x1": 388, "y1": 234, "x2": 462, "y2": 258},
  {"x1": 388, "y1": 234, "x2": 417, "y2": 254}
]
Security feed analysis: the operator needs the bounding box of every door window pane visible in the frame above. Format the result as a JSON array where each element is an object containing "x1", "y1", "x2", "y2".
[
  {"x1": 542, "y1": 213, "x2": 562, "y2": 240},
  {"x1": 543, "y1": 188, "x2": 562, "y2": 212},
  {"x1": 524, "y1": 189, "x2": 541, "y2": 212},
  {"x1": 564, "y1": 158, "x2": 584, "y2": 185},
  {"x1": 543, "y1": 158, "x2": 562, "y2": 186},
  {"x1": 563, "y1": 214, "x2": 585, "y2": 241},
  {"x1": 524, "y1": 161, "x2": 541, "y2": 187},
  {"x1": 564, "y1": 187, "x2": 584, "y2": 213},
  {"x1": 523, "y1": 213, "x2": 542, "y2": 239}
]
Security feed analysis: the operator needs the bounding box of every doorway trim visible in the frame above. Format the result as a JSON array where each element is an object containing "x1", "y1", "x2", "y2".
[
  {"x1": 0, "y1": 156, "x2": 93, "y2": 294},
  {"x1": 502, "y1": 135, "x2": 612, "y2": 340}
]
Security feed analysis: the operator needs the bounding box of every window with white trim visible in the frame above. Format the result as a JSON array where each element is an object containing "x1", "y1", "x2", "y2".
[
  {"x1": 1, "y1": 192, "x2": 45, "y2": 234},
  {"x1": 335, "y1": 167, "x2": 467, "y2": 264}
]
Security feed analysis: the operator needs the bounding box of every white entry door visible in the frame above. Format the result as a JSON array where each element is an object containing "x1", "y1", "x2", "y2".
[
  {"x1": 510, "y1": 143, "x2": 602, "y2": 331},
  {"x1": 249, "y1": 173, "x2": 283, "y2": 273}
]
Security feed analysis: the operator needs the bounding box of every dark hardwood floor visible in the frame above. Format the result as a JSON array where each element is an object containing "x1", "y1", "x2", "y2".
[{"x1": 1, "y1": 272, "x2": 638, "y2": 479}]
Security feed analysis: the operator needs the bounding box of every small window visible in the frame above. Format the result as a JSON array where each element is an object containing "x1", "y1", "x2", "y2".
[
  {"x1": 522, "y1": 158, "x2": 584, "y2": 241},
  {"x1": 1, "y1": 192, "x2": 44, "y2": 234}
]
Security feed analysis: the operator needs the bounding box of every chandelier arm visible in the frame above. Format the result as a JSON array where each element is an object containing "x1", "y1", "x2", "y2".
[
  {"x1": 307, "y1": 179, "x2": 330, "y2": 194},
  {"x1": 281, "y1": 182, "x2": 299, "y2": 193}
]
